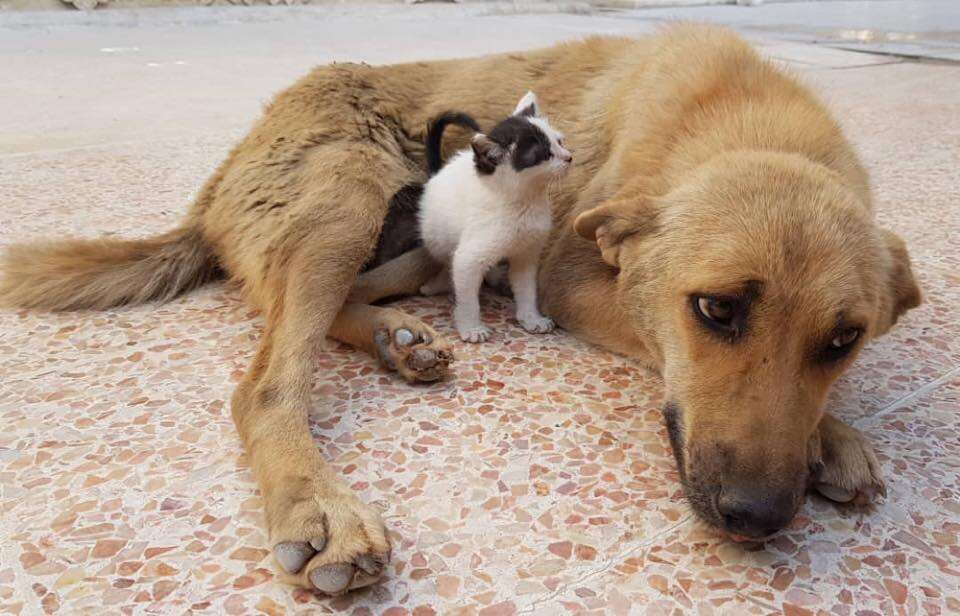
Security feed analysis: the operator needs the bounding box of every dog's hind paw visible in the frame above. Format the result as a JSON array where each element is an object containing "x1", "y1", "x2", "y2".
[{"x1": 373, "y1": 323, "x2": 453, "y2": 382}]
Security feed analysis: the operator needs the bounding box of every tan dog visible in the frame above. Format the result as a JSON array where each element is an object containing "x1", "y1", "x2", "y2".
[{"x1": 0, "y1": 25, "x2": 920, "y2": 594}]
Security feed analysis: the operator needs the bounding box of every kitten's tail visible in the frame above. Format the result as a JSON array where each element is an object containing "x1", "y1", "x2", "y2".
[{"x1": 425, "y1": 111, "x2": 481, "y2": 175}]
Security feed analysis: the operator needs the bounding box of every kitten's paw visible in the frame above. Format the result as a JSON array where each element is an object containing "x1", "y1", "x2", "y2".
[
  {"x1": 519, "y1": 314, "x2": 555, "y2": 334},
  {"x1": 373, "y1": 323, "x2": 454, "y2": 383},
  {"x1": 459, "y1": 325, "x2": 492, "y2": 343}
]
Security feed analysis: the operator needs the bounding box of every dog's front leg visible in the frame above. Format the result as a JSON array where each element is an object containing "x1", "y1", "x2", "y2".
[
  {"x1": 810, "y1": 413, "x2": 886, "y2": 505},
  {"x1": 231, "y1": 221, "x2": 392, "y2": 595}
]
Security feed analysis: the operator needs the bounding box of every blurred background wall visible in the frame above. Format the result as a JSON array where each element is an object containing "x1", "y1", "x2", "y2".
[{"x1": 0, "y1": 0, "x2": 752, "y2": 11}]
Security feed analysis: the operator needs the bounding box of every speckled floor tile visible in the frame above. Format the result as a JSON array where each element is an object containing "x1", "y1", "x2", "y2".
[
  {"x1": 532, "y1": 377, "x2": 960, "y2": 616},
  {"x1": 2, "y1": 40, "x2": 959, "y2": 616}
]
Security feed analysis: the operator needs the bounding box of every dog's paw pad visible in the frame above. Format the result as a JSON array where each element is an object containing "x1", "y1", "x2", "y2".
[
  {"x1": 310, "y1": 563, "x2": 355, "y2": 595},
  {"x1": 274, "y1": 541, "x2": 318, "y2": 574},
  {"x1": 814, "y1": 483, "x2": 857, "y2": 503}
]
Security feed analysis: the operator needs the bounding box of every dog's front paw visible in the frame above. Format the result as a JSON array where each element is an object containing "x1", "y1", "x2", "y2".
[
  {"x1": 811, "y1": 415, "x2": 886, "y2": 505},
  {"x1": 270, "y1": 485, "x2": 391, "y2": 595},
  {"x1": 518, "y1": 314, "x2": 555, "y2": 334}
]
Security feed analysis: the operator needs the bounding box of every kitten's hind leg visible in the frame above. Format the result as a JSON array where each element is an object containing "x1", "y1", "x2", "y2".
[
  {"x1": 420, "y1": 266, "x2": 451, "y2": 296},
  {"x1": 451, "y1": 245, "x2": 494, "y2": 343},
  {"x1": 483, "y1": 261, "x2": 513, "y2": 297},
  {"x1": 509, "y1": 250, "x2": 555, "y2": 334}
]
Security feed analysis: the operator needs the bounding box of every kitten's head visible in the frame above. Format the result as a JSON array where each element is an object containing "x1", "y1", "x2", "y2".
[{"x1": 471, "y1": 91, "x2": 572, "y2": 181}]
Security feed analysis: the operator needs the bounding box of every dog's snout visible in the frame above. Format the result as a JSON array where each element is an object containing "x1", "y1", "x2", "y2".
[{"x1": 716, "y1": 485, "x2": 795, "y2": 538}]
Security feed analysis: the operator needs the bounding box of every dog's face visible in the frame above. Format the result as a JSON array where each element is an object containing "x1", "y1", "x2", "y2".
[{"x1": 575, "y1": 152, "x2": 921, "y2": 538}]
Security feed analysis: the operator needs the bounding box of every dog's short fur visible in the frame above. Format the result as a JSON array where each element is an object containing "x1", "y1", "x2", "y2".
[{"x1": 0, "y1": 25, "x2": 920, "y2": 593}]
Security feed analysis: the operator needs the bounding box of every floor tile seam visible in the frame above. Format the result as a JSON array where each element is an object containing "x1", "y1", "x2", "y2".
[
  {"x1": 515, "y1": 514, "x2": 695, "y2": 614},
  {"x1": 854, "y1": 364, "x2": 960, "y2": 431}
]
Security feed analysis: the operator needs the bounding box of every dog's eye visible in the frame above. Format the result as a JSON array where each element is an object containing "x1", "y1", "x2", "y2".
[
  {"x1": 831, "y1": 328, "x2": 859, "y2": 348},
  {"x1": 692, "y1": 295, "x2": 742, "y2": 339},
  {"x1": 696, "y1": 296, "x2": 735, "y2": 325},
  {"x1": 821, "y1": 327, "x2": 861, "y2": 361}
]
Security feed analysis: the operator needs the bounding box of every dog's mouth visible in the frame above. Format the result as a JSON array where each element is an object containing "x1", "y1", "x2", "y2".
[{"x1": 661, "y1": 402, "x2": 805, "y2": 540}]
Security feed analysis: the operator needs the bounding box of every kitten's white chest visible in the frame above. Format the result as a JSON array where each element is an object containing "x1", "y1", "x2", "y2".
[{"x1": 504, "y1": 201, "x2": 552, "y2": 251}]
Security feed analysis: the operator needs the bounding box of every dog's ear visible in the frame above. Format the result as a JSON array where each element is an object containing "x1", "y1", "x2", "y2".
[
  {"x1": 573, "y1": 193, "x2": 658, "y2": 268},
  {"x1": 875, "y1": 229, "x2": 921, "y2": 336},
  {"x1": 471, "y1": 134, "x2": 504, "y2": 175}
]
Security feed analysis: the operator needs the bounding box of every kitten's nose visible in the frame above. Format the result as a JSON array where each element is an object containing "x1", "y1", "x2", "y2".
[{"x1": 561, "y1": 152, "x2": 573, "y2": 164}]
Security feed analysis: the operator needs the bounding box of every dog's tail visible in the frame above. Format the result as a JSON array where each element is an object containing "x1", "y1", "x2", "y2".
[
  {"x1": 425, "y1": 111, "x2": 481, "y2": 175},
  {"x1": 0, "y1": 221, "x2": 221, "y2": 312}
]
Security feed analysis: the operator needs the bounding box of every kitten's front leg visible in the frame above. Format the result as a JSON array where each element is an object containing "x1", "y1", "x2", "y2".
[
  {"x1": 451, "y1": 245, "x2": 493, "y2": 343},
  {"x1": 509, "y1": 249, "x2": 555, "y2": 334}
]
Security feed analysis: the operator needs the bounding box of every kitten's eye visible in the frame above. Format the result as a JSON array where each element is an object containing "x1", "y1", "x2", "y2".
[
  {"x1": 691, "y1": 295, "x2": 743, "y2": 340},
  {"x1": 820, "y1": 327, "x2": 861, "y2": 362}
]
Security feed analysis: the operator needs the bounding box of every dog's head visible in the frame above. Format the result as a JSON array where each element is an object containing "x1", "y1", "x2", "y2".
[{"x1": 574, "y1": 151, "x2": 921, "y2": 538}]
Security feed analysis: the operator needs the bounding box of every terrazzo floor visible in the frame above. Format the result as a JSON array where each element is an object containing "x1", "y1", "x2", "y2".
[{"x1": 1, "y1": 6, "x2": 959, "y2": 616}]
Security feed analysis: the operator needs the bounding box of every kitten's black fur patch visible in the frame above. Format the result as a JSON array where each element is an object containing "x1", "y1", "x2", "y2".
[
  {"x1": 484, "y1": 116, "x2": 552, "y2": 174},
  {"x1": 363, "y1": 183, "x2": 424, "y2": 272},
  {"x1": 367, "y1": 111, "x2": 479, "y2": 271}
]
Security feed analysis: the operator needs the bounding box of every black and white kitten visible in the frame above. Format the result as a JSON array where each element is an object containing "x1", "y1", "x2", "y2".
[{"x1": 418, "y1": 91, "x2": 572, "y2": 343}]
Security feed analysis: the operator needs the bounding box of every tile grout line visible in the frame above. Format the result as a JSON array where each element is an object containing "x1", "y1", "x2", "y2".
[
  {"x1": 739, "y1": 591, "x2": 780, "y2": 613},
  {"x1": 854, "y1": 364, "x2": 960, "y2": 430},
  {"x1": 517, "y1": 514, "x2": 694, "y2": 614}
]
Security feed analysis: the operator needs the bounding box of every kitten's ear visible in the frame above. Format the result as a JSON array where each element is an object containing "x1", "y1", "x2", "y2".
[
  {"x1": 513, "y1": 91, "x2": 540, "y2": 118},
  {"x1": 573, "y1": 193, "x2": 659, "y2": 268},
  {"x1": 471, "y1": 134, "x2": 505, "y2": 175}
]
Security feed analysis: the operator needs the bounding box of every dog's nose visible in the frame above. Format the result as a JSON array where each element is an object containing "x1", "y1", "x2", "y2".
[{"x1": 716, "y1": 487, "x2": 795, "y2": 538}]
